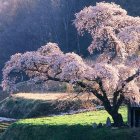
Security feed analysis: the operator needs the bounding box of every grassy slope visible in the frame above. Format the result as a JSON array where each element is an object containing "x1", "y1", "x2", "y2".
[
  {"x1": 0, "y1": 91, "x2": 9, "y2": 102},
  {"x1": 1, "y1": 107, "x2": 135, "y2": 140},
  {"x1": 0, "y1": 122, "x2": 11, "y2": 137},
  {"x1": 0, "y1": 93, "x2": 98, "y2": 119}
]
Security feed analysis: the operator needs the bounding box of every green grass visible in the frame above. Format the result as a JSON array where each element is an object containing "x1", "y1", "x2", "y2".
[
  {"x1": 1, "y1": 107, "x2": 135, "y2": 140},
  {"x1": 16, "y1": 106, "x2": 127, "y2": 126}
]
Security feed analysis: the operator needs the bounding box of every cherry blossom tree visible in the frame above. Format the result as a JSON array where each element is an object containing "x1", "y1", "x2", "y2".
[
  {"x1": 2, "y1": 2, "x2": 140, "y2": 127},
  {"x1": 74, "y1": 2, "x2": 140, "y2": 62}
]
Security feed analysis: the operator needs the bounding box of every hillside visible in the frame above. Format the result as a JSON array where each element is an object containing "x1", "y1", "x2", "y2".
[{"x1": 0, "y1": 93, "x2": 99, "y2": 119}]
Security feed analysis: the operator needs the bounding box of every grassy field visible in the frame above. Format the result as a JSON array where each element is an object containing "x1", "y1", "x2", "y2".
[
  {"x1": 0, "y1": 94, "x2": 139, "y2": 140},
  {"x1": 14, "y1": 106, "x2": 127, "y2": 126},
  {"x1": 1, "y1": 107, "x2": 137, "y2": 140}
]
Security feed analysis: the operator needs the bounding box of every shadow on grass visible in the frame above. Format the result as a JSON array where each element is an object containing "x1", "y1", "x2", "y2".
[{"x1": 1, "y1": 124, "x2": 135, "y2": 140}]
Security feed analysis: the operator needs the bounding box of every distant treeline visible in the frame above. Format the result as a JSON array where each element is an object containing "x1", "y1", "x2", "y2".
[{"x1": 0, "y1": 0, "x2": 140, "y2": 80}]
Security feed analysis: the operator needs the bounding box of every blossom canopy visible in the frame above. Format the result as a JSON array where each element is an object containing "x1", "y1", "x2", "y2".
[{"x1": 2, "y1": 2, "x2": 140, "y2": 127}]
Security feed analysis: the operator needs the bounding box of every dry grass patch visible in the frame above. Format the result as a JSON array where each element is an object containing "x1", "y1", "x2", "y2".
[{"x1": 14, "y1": 92, "x2": 97, "y2": 101}]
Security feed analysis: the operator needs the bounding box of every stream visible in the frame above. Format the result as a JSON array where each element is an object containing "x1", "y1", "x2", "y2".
[{"x1": 0, "y1": 117, "x2": 16, "y2": 122}]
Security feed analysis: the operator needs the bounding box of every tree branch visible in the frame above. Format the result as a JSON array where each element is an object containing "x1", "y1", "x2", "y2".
[
  {"x1": 115, "y1": 94, "x2": 125, "y2": 112},
  {"x1": 116, "y1": 69, "x2": 139, "y2": 93},
  {"x1": 112, "y1": 69, "x2": 139, "y2": 110},
  {"x1": 96, "y1": 77, "x2": 107, "y2": 98}
]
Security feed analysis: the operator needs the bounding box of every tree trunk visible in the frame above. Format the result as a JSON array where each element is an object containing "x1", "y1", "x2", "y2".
[
  {"x1": 111, "y1": 112, "x2": 124, "y2": 127},
  {"x1": 103, "y1": 102, "x2": 124, "y2": 127}
]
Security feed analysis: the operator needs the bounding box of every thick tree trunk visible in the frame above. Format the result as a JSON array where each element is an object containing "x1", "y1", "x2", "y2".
[
  {"x1": 103, "y1": 101, "x2": 124, "y2": 127},
  {"x1": 111, "y1": 112, "x2": 124, "y2": 127}
]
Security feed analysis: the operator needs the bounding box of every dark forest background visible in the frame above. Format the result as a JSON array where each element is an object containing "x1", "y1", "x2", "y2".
[{"x1": 0, "y1": 0, "x2": 140, "y2": 80}]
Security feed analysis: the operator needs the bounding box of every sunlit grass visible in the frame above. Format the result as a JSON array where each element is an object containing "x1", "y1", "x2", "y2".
[
  {"x1": 17, "y1": 106, "x2": 127, "y2": 126},
  {"x1": 2, "y1": 107, "x2": 136, "y2": 140}
]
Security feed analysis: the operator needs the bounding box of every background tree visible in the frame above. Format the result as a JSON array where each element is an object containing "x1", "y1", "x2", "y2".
[
  {"x1": 0, "y1": 0, "x2": 140, "y2": 80},
  {"x1": 2, "y1": 2, "x2": 140, "y2": 127}
]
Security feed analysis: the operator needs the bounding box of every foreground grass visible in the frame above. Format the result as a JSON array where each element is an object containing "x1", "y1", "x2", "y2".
[{"x1": 1, "y1": 107, "x2": 134, "y2": 140}]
